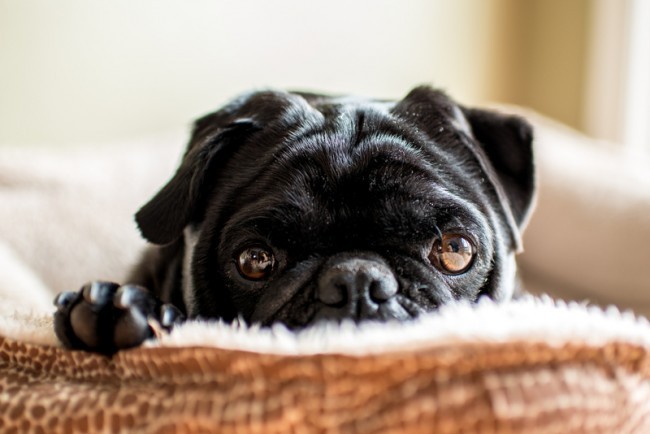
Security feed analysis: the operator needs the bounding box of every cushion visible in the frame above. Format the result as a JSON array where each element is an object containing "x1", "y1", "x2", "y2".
[{"x1": 516, "y1": 110, "x2": 650, "y2": 314}]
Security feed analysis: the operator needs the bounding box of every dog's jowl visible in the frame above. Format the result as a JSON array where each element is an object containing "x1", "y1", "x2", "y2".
[{"x1": 54, "y1": 86, "x2": 535, "y2": 354}]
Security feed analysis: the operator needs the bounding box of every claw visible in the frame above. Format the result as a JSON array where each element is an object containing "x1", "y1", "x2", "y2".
[
  {"x1": 82, "y1": 281, "x2": 119, "y2": 304},
  {"x1": 54, "y1": 291, "x2": 78, "y2": 310},
  {"x1": 114, "y1": 284, "x2": 148, "y2": 309},
  {"x1": 161, "y1": 303, "x2": 185, "y2": 328}
]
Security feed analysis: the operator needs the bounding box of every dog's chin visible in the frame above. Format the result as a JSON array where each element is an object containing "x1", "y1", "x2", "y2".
[
  {"x1": 310, "y1": 298, "x2": 419, "y2": 325},
  {"x1": 255, "y1": 293, "x2": 427, "y2": 330}
]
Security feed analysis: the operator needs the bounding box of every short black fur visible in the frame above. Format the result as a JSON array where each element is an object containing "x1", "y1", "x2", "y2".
[{"x1": 53, "y1": 86, "x2": 535, "y2": 354}]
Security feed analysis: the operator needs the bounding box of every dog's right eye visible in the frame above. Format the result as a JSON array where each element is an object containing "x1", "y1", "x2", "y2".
[
  {"x1": 428, "y1": 234, "x2": 475, "y2": 275},
  {"x1": 235, "y1": 245, "x2": 276, "y2": 280}
]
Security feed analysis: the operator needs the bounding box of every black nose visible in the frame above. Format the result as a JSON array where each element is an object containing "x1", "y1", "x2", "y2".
[{"x1": 317, "y1": 258, "x2": 399, "y2": 308}]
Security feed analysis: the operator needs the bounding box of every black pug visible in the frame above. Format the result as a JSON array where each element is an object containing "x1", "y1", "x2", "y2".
[{"x1": 53, "y1": 86, "x2": 535, "y2": 354}]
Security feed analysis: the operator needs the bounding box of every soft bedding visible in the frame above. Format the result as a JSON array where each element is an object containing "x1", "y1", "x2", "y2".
[{"x1": 2, "y1": 297, "x2": 650, "y2": 433}]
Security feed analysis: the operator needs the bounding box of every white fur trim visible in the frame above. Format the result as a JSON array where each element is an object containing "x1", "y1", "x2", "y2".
[
  {"x1": 145, "y1": 296, "x2": 650, "y2": 356},
  {"x1": 2, "y1": 294, "x2": 649, "y2": 356}
]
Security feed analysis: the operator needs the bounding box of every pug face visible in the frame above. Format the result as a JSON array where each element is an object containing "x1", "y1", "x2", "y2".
[{"x1": 135, "y1": 86, "x2": 535, "y2": 328}]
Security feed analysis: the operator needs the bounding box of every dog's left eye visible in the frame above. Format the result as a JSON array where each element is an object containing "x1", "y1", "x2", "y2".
[
  {"x1": 428, "y1": 234, "x2": 475, "y2": 275},
  {"x1": 236, "y1": 245, "x2": 276, "y2": 280}
]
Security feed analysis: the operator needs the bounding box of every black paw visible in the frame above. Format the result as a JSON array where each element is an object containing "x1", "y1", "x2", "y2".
[{"x1": 53, "y1": 281, "x2": 184, "y2": 355}]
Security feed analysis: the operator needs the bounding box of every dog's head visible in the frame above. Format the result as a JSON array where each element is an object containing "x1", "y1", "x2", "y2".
[{"x1": 135, "y1": 86, "x2": 535, "y2": 327}]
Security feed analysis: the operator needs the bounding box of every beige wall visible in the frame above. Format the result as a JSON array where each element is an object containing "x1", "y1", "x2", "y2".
[
  {"x1": 0, "y1": 0, "x2": 590, "y2": 146},
  {"x1": 518, "y1": 0, "x2": 591, "y2": 130}
]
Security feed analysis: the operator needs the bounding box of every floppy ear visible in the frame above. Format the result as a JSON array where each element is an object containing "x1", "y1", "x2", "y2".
[
  {"x1": 135, "y1": 118, "x2": 259, "y2": 245},
  {"x1": 462, "y1": 108, "x2": 535, "y2": 230},
  {"x1": 392, "y1": 86, "x2": 535, "y2": 250}
]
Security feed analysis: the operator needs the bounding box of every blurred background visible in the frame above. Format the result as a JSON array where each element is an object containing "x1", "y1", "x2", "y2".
[
  {"x1": 2, "y1": 0, "x2": 647, "y2": 149},
  {"x1": 1, "y1": 0, "x2": 649, "y2": 314}
]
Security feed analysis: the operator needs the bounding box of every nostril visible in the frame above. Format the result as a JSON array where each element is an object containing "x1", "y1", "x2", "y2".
[
  {"x1": 318, "y1": 280, "x2": 348, "y2": 307},
  {"x1": 369, "y1": 280, "x2": 398, "y2": 303}
]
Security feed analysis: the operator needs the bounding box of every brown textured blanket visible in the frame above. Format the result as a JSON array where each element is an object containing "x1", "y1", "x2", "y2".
[{"x1": 2, "y1": 298, "x2": 650, "y2": 433}]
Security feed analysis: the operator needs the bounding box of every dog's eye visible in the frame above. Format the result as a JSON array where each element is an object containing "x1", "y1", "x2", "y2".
[
  {"x1": 429, "y1": 234, "x2": 475, "y2": 274},
  {"x1": 236, "y1": 245, "x2": 276, "y2": 280}
]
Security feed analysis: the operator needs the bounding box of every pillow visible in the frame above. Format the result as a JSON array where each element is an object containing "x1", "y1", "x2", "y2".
[
  {"x1": 0, "y1": 134, "x2": 182, "y2": 295},
  {"x1": 516, "y1": 111, "x2": 650, "y2": 315}
]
